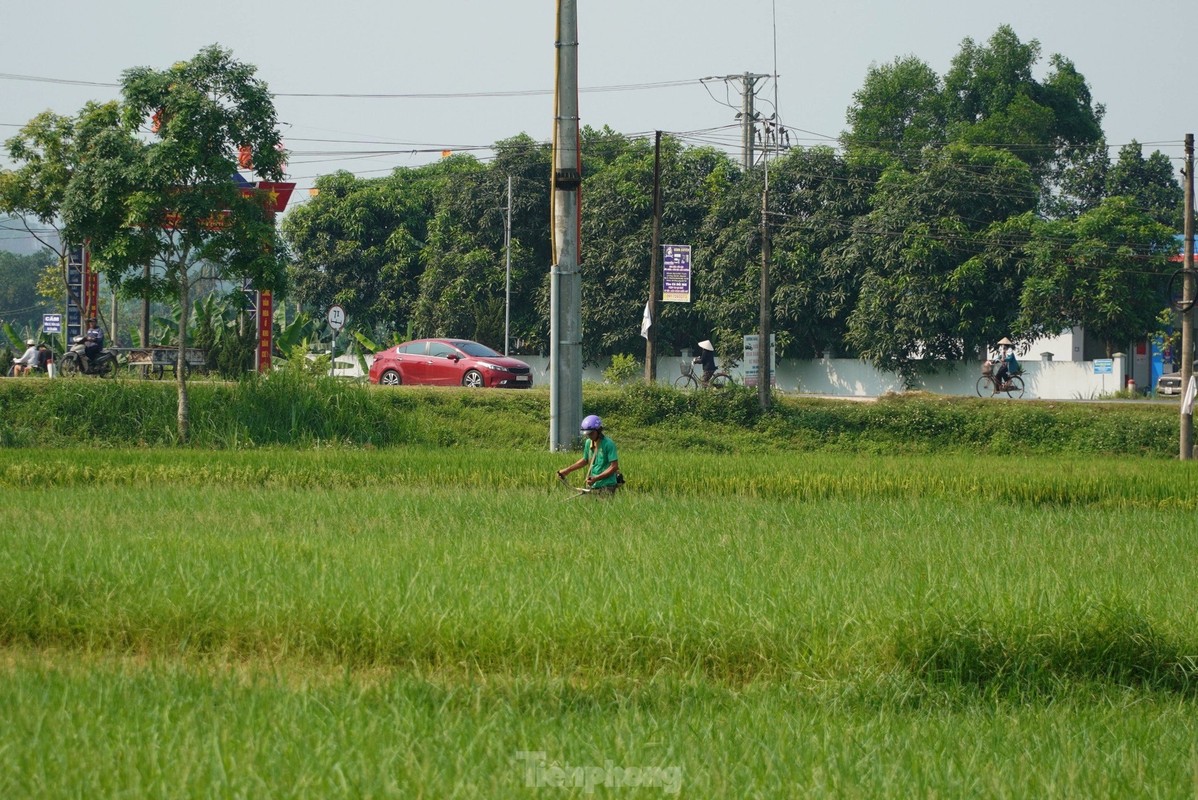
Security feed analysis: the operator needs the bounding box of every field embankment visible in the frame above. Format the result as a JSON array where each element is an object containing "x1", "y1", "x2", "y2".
[{"x1": 0, "y1": 374, "x2": 1181, "y2": 455}]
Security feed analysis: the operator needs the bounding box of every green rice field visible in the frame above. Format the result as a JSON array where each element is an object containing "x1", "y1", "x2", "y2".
[{"x1": 3, "y1": 447, "x2": 1198, "y2": 797}]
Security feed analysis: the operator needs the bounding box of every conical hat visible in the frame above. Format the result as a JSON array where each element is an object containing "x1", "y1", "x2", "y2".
[
  {"x1": 699, "y1": 340, "x2": 714, "y2": 351},
  {"x1": 997, "y1": 337, "x2": 1013, "y2": 346}
]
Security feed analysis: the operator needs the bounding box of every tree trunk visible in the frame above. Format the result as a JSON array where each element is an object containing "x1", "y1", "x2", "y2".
[{"x1": 176, "y1": 264, "x2": 190, "y2": 444}]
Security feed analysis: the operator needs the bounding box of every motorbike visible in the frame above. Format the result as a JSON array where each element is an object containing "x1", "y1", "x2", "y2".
[{"x1": 59, "y1": 337, "x2": 119, "y2": 378}]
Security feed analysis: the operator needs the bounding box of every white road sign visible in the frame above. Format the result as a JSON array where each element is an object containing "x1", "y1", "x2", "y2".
[{"x1": 328, "y1": 304, "x2": 346, "y2": 332}]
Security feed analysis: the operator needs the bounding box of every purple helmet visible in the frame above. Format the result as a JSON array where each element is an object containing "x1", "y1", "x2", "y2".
[{"x1": 580, "y1": 414, "x2": 603, "y2": 432}]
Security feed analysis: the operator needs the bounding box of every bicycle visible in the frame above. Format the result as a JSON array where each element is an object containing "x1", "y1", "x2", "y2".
[
  {"x1": 674, "y1": 359, "x2": 734, "y2": 390},
  {"x1": 976, "y1": 366, "x2": 1025, "y2": 398}
]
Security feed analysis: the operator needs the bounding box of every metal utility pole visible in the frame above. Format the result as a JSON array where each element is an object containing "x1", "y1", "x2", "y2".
[
  {"x1": 504, "y1": 175, "x2": 512, "y2": 356},
  {"x1": 645, "y1": 130, "x2": 662, "y2": 383},
  {"x1": 549, "y1": 0, "x2": 582, "y2": 451},
  {"x1": 1181, "y1": 133, "x2": 1195, "y2": 460}
]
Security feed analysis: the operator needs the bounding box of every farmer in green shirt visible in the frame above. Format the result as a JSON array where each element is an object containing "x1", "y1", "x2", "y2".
[{"x1": 556, "y1": 414, "x2": 622, "y2": 495}]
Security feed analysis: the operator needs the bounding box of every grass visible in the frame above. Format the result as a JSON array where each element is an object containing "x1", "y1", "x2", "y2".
[
  {"x1": 0, "y1": 375, "x2": 1183, "y2": 456},
  {"x1": 3, "y1": 448, "x2": 1198, "y2": 796}
]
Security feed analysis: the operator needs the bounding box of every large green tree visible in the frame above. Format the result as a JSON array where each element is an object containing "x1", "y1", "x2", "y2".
[
  {"x1": 62, "y1": 45, "x2": 288, "y2": 442},
  {"x1": 0, "y1": 105, "x2": 124, "y2": 329},
  {"x1": 840, "y1": 144, "x2": 1039, "y2": 377},
  {"x1": 285, "y1": 168, "x2": 434, "y2": 338},
  {"x1": 1019, "y1": 196, "x2": 1175, "y2": 355}
]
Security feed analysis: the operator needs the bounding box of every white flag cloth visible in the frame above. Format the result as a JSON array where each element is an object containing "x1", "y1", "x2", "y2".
[
  {"x1": 1182, "y1": 375, "x2": 1197, "y2": 416},
  {"x1": 640, "y1": 303, "x2": 651, "y2": 339}
]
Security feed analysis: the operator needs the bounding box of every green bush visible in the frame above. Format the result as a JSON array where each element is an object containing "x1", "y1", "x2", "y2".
[{"x1": 602, "y1": 353, "x2": 640, "y2": 384}]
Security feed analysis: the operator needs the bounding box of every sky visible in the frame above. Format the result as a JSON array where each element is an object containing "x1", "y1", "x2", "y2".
[{"x1": 2, "y1": 0, "x2": 1195, "y2": 251}]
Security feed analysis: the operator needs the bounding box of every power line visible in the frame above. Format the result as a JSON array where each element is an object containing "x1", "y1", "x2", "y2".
[{"x1": 0, "y1": 71, "x2": 704, "y2": 99}]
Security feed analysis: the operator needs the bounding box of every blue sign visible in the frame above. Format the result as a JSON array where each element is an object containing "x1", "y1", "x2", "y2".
[
  {"x1": 42, "y1": 314, "x2": 62, "y2": 334},
  {"x1": 1093, "y1": 358, "x2": 1114, "y2": 375},
  {"x1": 662, "y1": 244, "x2": 691, "y2": 303}
]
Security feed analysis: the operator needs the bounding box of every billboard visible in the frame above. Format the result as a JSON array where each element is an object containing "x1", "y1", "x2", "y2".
[{"x1": 662, "y1": 245, "x2": 691, "y2": 303}]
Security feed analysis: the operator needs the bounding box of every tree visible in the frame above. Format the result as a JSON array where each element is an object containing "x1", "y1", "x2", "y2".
[
  {"x1": 1105, "y1": 141, "x2": 1183, "y2": 228},
  {"x1": 843, "y1": 56, "x2": 945, "y2": 169},
  {"x1": 0, "y1": 249, "x2": 57, "y2": 331},
  {"x1": 840, "y1": 144, "x2": 1039, "y2": 377},
  {"x1": 0, "y1": 105, "x2": 124, "y2": 332},
  {"x1": 1019, "y1": 196, "x2": 1175, "y2": 354},
  {"x1": 62, "y1": 45, "x2": 288, "y2": 442},
  {"x1": 284, "y1": 168, "x2": 434, "y2": 337}
]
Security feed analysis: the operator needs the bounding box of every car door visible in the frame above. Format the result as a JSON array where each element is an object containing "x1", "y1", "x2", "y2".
[
  {"x1": 394, "y1": 340, "x2": 430, "y2": 383},
  {"x1": 425, "y1": 341, "x2": 463, "y2": 385}
]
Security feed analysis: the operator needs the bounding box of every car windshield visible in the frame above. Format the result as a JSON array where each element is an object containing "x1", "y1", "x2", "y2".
[{"x1": 455, "y1": 341, "x2": 501, "y2": 358}]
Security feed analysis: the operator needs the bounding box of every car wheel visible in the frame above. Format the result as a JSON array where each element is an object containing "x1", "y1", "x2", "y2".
[
  {"x1": 462, "y1": 369, "x2": 484, "y2": 388},
  {"x1": 380, "y1": 369, "x2": 402, "y2": 386}
]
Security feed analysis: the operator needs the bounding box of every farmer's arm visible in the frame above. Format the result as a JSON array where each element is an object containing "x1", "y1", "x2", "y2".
[
  {"x1": 585, "y1": 458, "x2": 619, "y2": 485},
  {"x1": 557, "y1": 457, "x2": 587, "y2": 477}
]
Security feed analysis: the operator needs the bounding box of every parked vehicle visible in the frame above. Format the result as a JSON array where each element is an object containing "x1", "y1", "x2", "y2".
[
  {"x1": 1156, "y1": 362, "x2": 1198, "y2": 396},
  {"x1": 368, "y1": 338, "x2": 533, "y2": 388}
]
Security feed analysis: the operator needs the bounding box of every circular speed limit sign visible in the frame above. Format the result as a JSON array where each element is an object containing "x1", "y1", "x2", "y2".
[{"x1": 327, "y1": 304, "x2": 346, "y2": 332}]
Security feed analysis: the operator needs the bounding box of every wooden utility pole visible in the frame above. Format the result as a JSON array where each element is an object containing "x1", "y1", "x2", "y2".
[
  {"x1": 1181, "y1": 133, "x2": 1194, "y2": 460},
  {"x1": 759, "y1": 182, "x2": 771, "y2": 410},
  {"x1": 645, "y1": 130, "x2": 662, "y2": 383}
]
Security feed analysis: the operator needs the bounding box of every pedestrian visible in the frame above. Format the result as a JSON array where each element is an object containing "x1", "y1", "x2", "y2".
[{"x1": 556, "y1": 414, "x2": 622, "y2": 496}]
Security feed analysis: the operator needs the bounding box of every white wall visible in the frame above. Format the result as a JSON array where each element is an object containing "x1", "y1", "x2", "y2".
[{"x1": 523, "y1": 353, "x2": 1133, "y2": 400}]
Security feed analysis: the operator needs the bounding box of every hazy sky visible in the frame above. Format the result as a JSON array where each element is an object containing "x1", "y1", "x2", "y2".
[{"x1": 2, "y1": 0, "x2": 1195, "y2": 211}]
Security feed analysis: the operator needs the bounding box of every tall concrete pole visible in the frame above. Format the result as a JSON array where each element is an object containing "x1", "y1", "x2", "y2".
[
  {"x1": 1180, "y1": 133, "x2": 1194, "y2": 460},
  {"x1": 549, "y1": 0, "x2": 582, "y2": 451},
  {"x1": 504, "y1": 175, "x2": 512, "y2": 356},
  {"x1": 645, "y1": 130, "x2": 662, "y2": 383},
  {"x1": 741, "y1": 72, "x2": 755, "y2": 171}
]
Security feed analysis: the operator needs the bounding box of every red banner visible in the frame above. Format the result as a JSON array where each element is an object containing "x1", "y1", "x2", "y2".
[
  {"x1": 83, "y1": 248, "x2": 99, "y2": 322},
  {"x1": 257, "y1": 289, "x2": 273, "y2": 373}
]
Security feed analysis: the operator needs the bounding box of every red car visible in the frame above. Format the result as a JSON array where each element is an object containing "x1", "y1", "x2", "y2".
[{"x1": 368, "y1": 338, "x2": 534, "y2": 388}]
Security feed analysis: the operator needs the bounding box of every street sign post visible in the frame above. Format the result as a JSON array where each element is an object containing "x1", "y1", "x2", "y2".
[{"x1": 328, "y1": 304, "x2": 345, "y2": 333}]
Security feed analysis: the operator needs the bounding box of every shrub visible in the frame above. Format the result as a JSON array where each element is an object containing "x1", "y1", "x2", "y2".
[{"x1": 603, "y1": 353, "x2": 641, "y2": 384}]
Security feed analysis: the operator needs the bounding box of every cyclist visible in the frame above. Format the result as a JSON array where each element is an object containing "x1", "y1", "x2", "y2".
[
  {"x1": 693, "y1": 339, "x2": 717, "y2": 385},
  {"x1": 993, "y1": 337, "x2": 1020, "y2": 392},
  {"x1": 556, "y1": 414, "x2": 622, "y2": 496}
]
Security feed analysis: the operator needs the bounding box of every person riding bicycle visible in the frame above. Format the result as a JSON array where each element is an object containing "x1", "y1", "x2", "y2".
[
  {"x1": 992, "y1": 337, "x2": 1020, "y2": 391},
  {"x1": 556, "y1": 414, "x2": 622, "y2": 496},
  {"x1": 693, "y1": 339, "x2": 717, "y2": 385}
]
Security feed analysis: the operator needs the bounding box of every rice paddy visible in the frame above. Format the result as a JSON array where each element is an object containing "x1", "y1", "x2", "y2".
[{"x1": 2, "y1": 446, "x2": 1197, "y2": 797}]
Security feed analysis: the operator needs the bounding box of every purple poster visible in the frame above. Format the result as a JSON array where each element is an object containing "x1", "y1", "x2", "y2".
[{"x1": 662, "y1": 244, "x2": 691, "y2": 303}]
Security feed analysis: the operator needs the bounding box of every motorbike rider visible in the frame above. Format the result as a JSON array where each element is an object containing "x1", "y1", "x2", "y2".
[
  {"x1": 82, "y1": 317, "x2": 104, "y2": 371},
  {"x1": 11, "y1": 339, "x2": 38, "y2": 376}
]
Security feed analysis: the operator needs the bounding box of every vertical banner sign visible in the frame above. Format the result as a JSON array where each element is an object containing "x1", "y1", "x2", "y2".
[
  {"x1": 662, "y1": 244, "x2": 692, "y2": 303},
  {"x1": 742, "y1": 334, "x2": 776, "y2": 387},
  {"x1": 66, "y1": 245, "x2": 85, "y2": 342},
  {"x1": 83, "y1": 247, "x2": 99, "y2": 324},
  {"x1": 257, "y1": 289, "x2": 273, "y2": 373}
]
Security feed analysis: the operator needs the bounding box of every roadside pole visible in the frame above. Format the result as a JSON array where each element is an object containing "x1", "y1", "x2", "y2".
[{"x1": 1181, "y1": 133, "x2": 1194, "y2": 460}]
